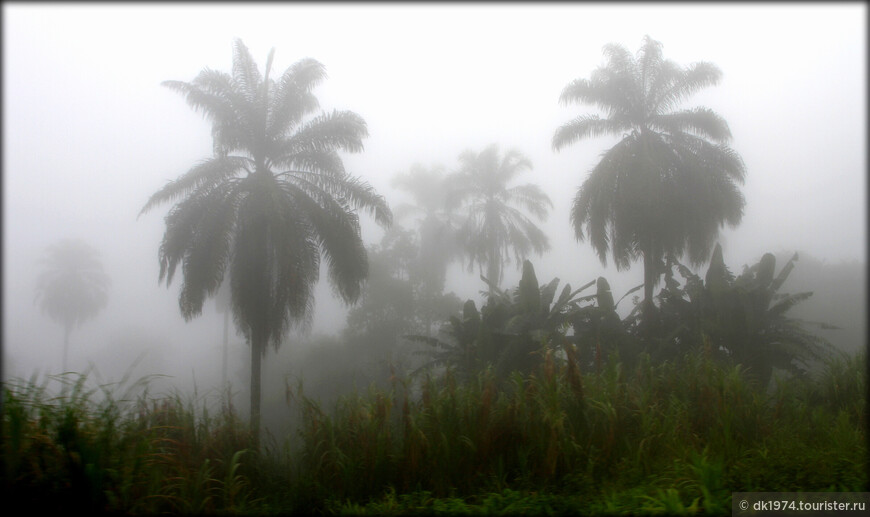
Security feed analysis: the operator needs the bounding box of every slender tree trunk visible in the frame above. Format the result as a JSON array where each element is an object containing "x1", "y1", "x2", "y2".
[
  {"x1": 642, "y1": 250, "x2": 659, "y2": 338},
  {"x1": 250, "y1": 327, "x2": 263, "y2": 450},
  {"x1": 62, "y1": 323, "x2": 72, "y2": 373},
  {"x1": 638, "y1": 133, "x2": 660, "y2": 339},
  {"x1": 487, "y1": 260, "x2": 498, "y2": 295},
  {"x1": 60, "y1": 322, "x2": 72, "y2": 396},
  {"x1": 246, "y1": 193, "x2": 270, "y2": 450},
  {"x1": 486, "y1": 239, "x2": 500, "y2": 295},
  {"x1": 222, "y1": 309, "x2": 229, "y2": 391},
  {"x1": 642, "y1": 251, "x2": 654, "y2": 309}
]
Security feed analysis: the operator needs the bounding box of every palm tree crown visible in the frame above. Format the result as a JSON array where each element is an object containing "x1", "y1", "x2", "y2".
[
  {"x1": 553, "y1": 35, "x2": 746, "y2": 312},
  {"x1": 140, "y1": 39, "x2": 391, "y2": 441},
  {"x1": 451, "y1": 144, "x2": 552, "y2": 290},
  {"x1": 35, "y1": 239, "x2": 110, "y2": 372}
]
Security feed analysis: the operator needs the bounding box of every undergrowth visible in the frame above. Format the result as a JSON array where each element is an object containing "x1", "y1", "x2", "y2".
[{"x1": 2, "y1": 348, "x2": 865, "y2": 515}]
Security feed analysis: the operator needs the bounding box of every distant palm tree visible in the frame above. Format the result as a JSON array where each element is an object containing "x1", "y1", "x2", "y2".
[
  {"x1": 451, "y1": 144, "x2": 552, "y2": 291},
  {"x1": 140, "y1": 39, "x2": 391, "y2": 443},
  {"x1": 34, "y1": 239, "x2": 110, "y2": 374},
  {"x1": 391, "y1": 164, "x2": 460, "y2": 295},
  {"x1": 553, "y1": 36, "x2": 746, "y2": 328}
]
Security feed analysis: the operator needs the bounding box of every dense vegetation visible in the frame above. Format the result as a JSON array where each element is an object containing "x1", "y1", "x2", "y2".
[
  {"x1": 5, "y1": 252, "x2": 867, "y2": 514},
  {"x1": 10, "y1": 36, "x2": 866, "y2": 515},
  {"x1": 1, "y1": 345, "x2": 864, "y2": 515}
]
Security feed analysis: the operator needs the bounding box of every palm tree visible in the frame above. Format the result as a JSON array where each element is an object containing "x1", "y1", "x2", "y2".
[
  {"x1": 139, "y1": 39, "x2": 392, "y2": 443},
  {"x1": 391, "y1": 164, "x2": 460, "y2": 297},
  {"x1": 451, "y1": 144, "x2": 552, "y2": 291},
  {"x1": 553, "y1": 36, "x2": 746, "y2": 328},
  {"x1": 34, "y1": 239, "x2": 110, "y2": 374}
]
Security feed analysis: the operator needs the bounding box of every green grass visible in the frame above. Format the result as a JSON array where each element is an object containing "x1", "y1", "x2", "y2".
[{"x1": 2, "y1": 348, "x2": 865, "y2": 515}]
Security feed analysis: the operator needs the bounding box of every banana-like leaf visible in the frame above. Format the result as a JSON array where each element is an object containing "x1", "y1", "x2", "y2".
[
  {"x1": 757, "y1": 253, "x2": 777, "y2": 287},
  {"x1": 770, "y1": 252, "x2": 799, "y2": 293},
  {"x1": 614, "y1": 282, "x2": 645, "y2": 310},
  {"x1": 517, "y1": 260, "x2": 541, "y2": 315},
  {"x1": 596, "y1": 277, "x2": 615, "y2": 312},
  {"x1": 540, "y1": 277, "x2": 561, "y2": 313}
]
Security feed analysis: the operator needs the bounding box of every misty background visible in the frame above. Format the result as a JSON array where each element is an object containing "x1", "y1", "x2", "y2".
[{"x1": 3, "y1": 4, "x2": 865, "y2": 405}]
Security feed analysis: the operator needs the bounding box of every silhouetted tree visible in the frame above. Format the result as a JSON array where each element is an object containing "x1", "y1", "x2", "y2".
[
  {"x1": 343, "y1": 225, "x2": 463, "y2": 375},
  {"x1": 553, "y1": 36, "x2": 746, "y2": 332},
  {"x1": 570, "y1": 277, "x2": 644, "y2": 373},
  {"x1": 451, "y1": 144, "x2": 552, "y2": 291},
  {"x1": 140, "y1": 39, "x2": 391, "y2": 444},
  {"x1": 391, "y1": 164, "x2": 461, "y2": 299},
  {"x1": 657, "y1": 245, "x2": 834, "y2": 388},
  {"x1": 412, "y1": 260, "x2": 596, "y2": 381},
  {"x1": 34, "y1": 239, "x2": 110, "y2": 374}
]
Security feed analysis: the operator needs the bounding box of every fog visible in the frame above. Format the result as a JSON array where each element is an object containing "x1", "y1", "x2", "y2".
[{"x1": 3, "y1": 4, "x2": 865, "y2": 402}]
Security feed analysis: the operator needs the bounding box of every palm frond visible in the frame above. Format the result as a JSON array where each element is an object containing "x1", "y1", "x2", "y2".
[
  {"x1": 164, "y1": 70, "x2": 254, "y2": 155},
  {"x1": 177, "y1": 185, "x2": 239, "y2": 320},
  {"x1": 655, "y1": 61, "x2": 722, "y2": 114},
  {"x1": 601, "y1": 41, "x2": 636, "y2": 78},
  {"x1": 140, "y1": 156, "x2": 249, "y2": 216},
  {"x1": 653, "y1": 107, "x2": 732, "y2": 142},
  {"x1": 269, "y1": 57, "x2": 326, "y2": 135},
  {"x1": 552, "y1": 114, "x2": 626, "y2": 151},
  {"x1": 287, "y1": 171, "x2": 392, "y2": 228},
  {"x1": 558, "y1": 75, "x2": 633, "y2": 119},
  {"x1": 231, "y1": 38, "x2": 262, "y2": 103},
  {"x1": 499, "y1": 147, "x2": 533, "y2": 180},
  {"x1": 158, "y1": 191, "x2": 211, "y2": 286},
  {"x1": 503, "y1": 183, "x2": 552, "y2": 220},
  {"x1": 276, "y1": 109, "x2": 367, "y2": 158},
  {"x1": 504, "y1": 210, "x2": 551, "y2": 264},
  {"x1": 638, "y1": 35, "x2": 665, "y2": 101},
  {"x1": 266, "y1": 201, "x2": 320, "y2": 342},
  {"x1": 274, "y1": 149, "x2": 346, "y2": 178},
  {"x1": 162, "y1": 74, "x2": 234, "y2": 120}
]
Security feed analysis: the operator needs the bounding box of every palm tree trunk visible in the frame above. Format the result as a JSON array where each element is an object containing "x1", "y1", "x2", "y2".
[
  {"x1": 642, "y1": 251, "x2": 654, "y2": 307},
  {"x1": 250, "y1": 327, "x2": 263, "y2": 449},
  {"x1": 487, "y1": 260, "x2": 497, "y2": 295},
  {"x1": 247, "y1": 204, "x2": 270, "y2": 450},
  {"x1": 62, "y1": 323, "x2": 72, "y2": 373},
  {"x1": 222, "y1": 309, "x2": 229, "y2": 391},
  {"x1": 486, "y1": 240, "x2": 500, "y2": 295},
  {"x1": 642, "y1": 250, "x2": 659, "y2": 338},
  {"x1": 60, "y1": 322, "x2": 72, "y2": 397}
]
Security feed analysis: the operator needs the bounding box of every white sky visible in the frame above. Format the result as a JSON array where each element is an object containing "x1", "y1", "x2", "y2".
[{"x1": 2, "y1": 3, "x2": 866, "y2": 381}]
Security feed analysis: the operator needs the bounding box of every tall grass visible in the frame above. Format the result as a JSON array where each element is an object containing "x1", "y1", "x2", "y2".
[
  {"x1": 2, "y1": 347, "x2": 865, "y2": 515},
  {"x1": 1, "y1": 371, "x2": 256, "y2": 514},
  {"x1": 295, "y1": 346, "x2": 866, "y2": 514}
]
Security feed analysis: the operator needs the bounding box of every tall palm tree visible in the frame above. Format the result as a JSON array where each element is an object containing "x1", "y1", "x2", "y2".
[
  {"x1": 139, "y1": 39, "x2": 392, "y2": 443},
  {"x1": 553, "y1": 36, "x2": 746, "y2": 327},
  {"x1": 451, "y1": 144, "x2": 552, "y2": 291},
  {"x1": 34, "y1": 239, "x2": 110, "y2": 374}
]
